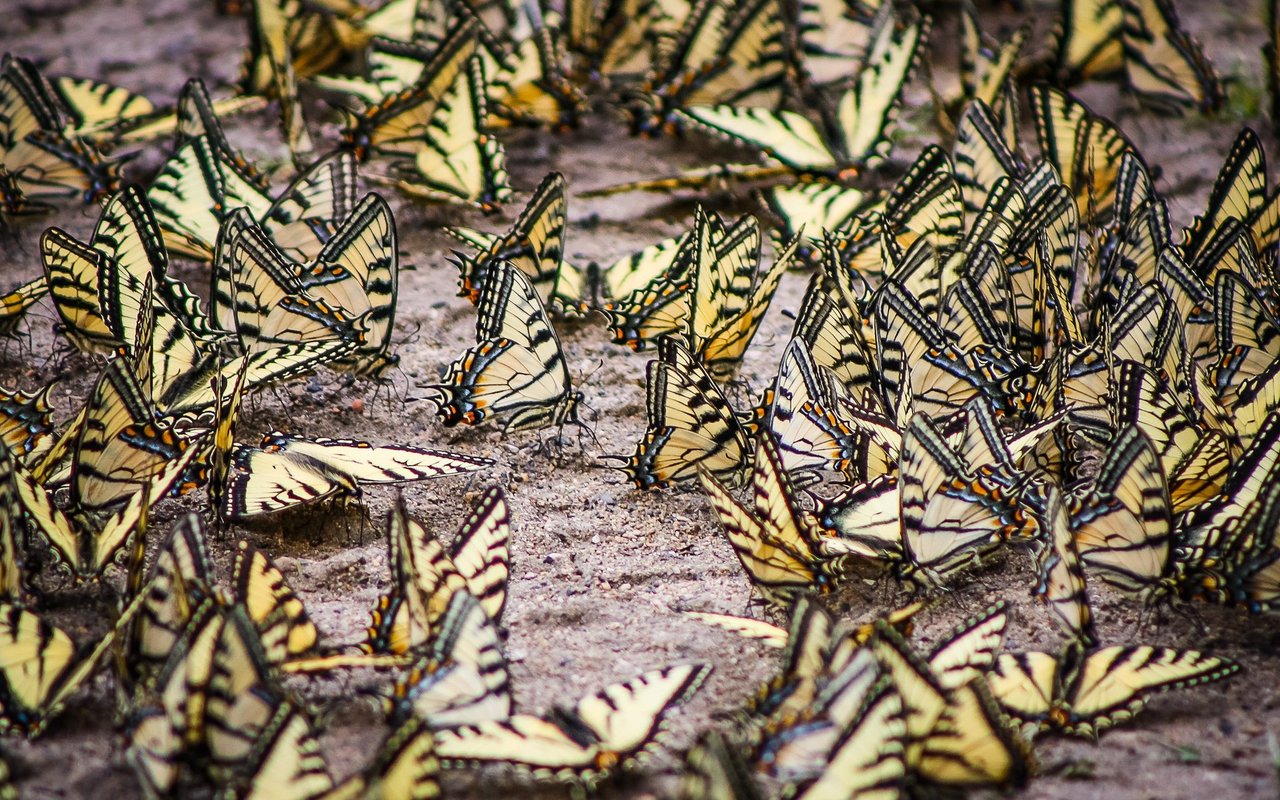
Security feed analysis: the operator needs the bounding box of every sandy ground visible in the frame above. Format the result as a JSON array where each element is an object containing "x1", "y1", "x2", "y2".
[{"x1": 4, "y1": 0, "x2": 1280, "y2": 798}]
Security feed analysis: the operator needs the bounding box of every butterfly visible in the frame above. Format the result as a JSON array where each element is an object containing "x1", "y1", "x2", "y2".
[
  {"x1": 233, "y1": 539, "x2": 320, "y2": 665},
  {"x1": 624, "y1": 0, "x2": 796, "y2": 136},
  {"x1": 191, "y1": 621, "x2": 331, "y2": 798},
  {"x1": 340, "y1": 19, "x2": 480, "y2": 160},
  {"x1": 765, "y1": 339, "x2": 865, "y2": 486},
  {"x1": 957, "y1": 4, "x2": 1026, "y2": 111},
  {"x1": 226, "y1": 192, "x2": 400, "y2": 375},
  {"x1": 1182, "y1": 129, "x2": 1280, "y2": 266},
  {"x1": 745, "y1": 596, "x2": 844, "y2": 734},
  {"x1": 361, "y1": 56, "x2": 514, "y2": 209},
  {"x1": 224, "y1": 432, "x2": 493, "y2": 519},
  {"x1": 987, "y1": 643, "x2": 1240, "y2": 738},
  {"x1": 446, "y1": 171, "x2": 588, "y2": 315},
  {"x1": 4, "y1": 417, "x2": 199, "y2": 582},
  {"x1": 699, "y1": 430, "x2": 850, "y2": 609},
  {"x1": 677, "y1": 9, "x2": 927, "y2": 177},
  {"x1": 1052, "y1": 0, "x2": 1125, "y2": 82},
  {"x1": 148, "y1": 84, "x2": 357, "y2": 262},
  {"x1": 822, "y1": 413, "x2": 1036, "y2": 586},
  {"x1": 1068, "y1": 424, "x2": 1176, "y2": 597},
  {"x1": 756, "y1": 642, "x2": 909, "y2": 793},
  {"x1": 365, "y1": 488, "x2": 510, "y2": 655},
  {"x1": 484, "y1": 25, "x2": 586, "y2": 129},
  {"x1": 1120, "y1": 0, "x2": 1222, "y2": 114},
  {"x1": 686, "y1": 219, "x2": 800, "y2": 380},
  {"x1": 678, "y1": 730, "x2": 765, "y2": 800},
  {"x1": 70, "y1": 358, "x2": 194, "y2": 511},
  {"x1": 49, "y1": 73, "x2": 155, "y2": 141},
  {"x1": 143, "y1": 81, "x2": 336, "y2": 262},
  {"x1": 791, "y1": 255, "x2": 881, "y2": 404},
  {"x1": 154, "y1": 603, "x2": 278, "y2": 760},
  {"x1": 424, "y1": 261, "x2": 581, "y2": 432},
  {"x1": 432, "y1": 663, "x2": 710, "y2": 788},
  {"x1": 1113, "y1": 360, "x2": 1228, "y2": 513},
  {"x1": 128, "y1": 513, "x2": 223, "y2": 681},
  {"x1": 787, "y1": 681, "x2": 908, "y2": 799},
  {"x1": 0, "y1": 276, "x2": 48, "y2": 339},
  {"x1": 606, "y1": 336, "x2": 751, "y2": 489},
  {"x1": 381, "y1": 588, "x2": 513, "y2": 728},
  {"x1": 870, "y1": 615, "x2": 1028, "y2": 788},
  {"x1": 244, "y1": 0, "x2": 315, "y2": 161},
  {"x1": 1029, "y1": 85, "x2": 1135, "y2": 220},
  {"x1": 760, "y1": 181, "x2": 874, "y2": 262},
  {"x1": 227, "y1": 226, "x2": 368, "y2": 357},
  {"x1": 562, "y1": 0, "x2": 674, "y2": 80},
  {"x1": 239, "y1": 0, "x2": 359, "y2": 90},
  {"x1": 0, "y1": 55, "x2": 119, "y2": 218},
  {"x1": 0, "y1": 588, "x2": 152, "y2": 737},
  {"x1": 0, "y1": 383, "x2": 55, "y2": 464},
  {"x1": 604, "y1": 208, "x2": 760, "y2": 351},
  {"x1": 319, "y1": 717, "x2": 440, "y2": 800},
  {"x1": 1033, "y1": 484, "x2": 1096, "y2": 645}
]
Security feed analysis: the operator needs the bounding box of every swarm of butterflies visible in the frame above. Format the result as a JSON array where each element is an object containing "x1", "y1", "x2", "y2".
[{"x1": 0, "y1": 0, "x2": 1277, "y2": 795}]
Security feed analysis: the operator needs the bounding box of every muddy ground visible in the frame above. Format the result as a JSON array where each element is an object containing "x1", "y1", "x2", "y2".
[{"x1": 4, "y1": 0, "x2": 1280, "y2": 798}]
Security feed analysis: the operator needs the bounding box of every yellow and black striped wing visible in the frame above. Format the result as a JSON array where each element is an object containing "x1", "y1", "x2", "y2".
[
  {"x1": 341, "y1": 20, "x2": 478, "y2": 159},
  {"x1": 407, "y1": 54, "x2": 513, "y2": 210},
  {"x1": 147, "y1": 134, "x2": 273, "y2": 261},
  {"x1": 41, "y1": 227, "x2": 117, "y2": 354},
  {"x1": 832, "y1": 11, "x2": 928, "y2": 168},
  {"x1": 900, "y1": 415, "x2": 1029, "y2": 583},
  {"x1": 234, "y1": 539, "x2": 319, "y2": 663},
  {"x1": 52, "y1": 74, "x2": 155, "y2": 138},
  {"x1": 321, "y1": 717, "x2": 440, "y2": 800},
  {"x1": 223, "y1": 445, "x2": 358, "y2": 519},
  {"x1": 1056, "y1": 645, "x2": 1241, "y2": 737},
  {"x1": 385, "y1": 589, "x2": 512, "y2": 728},
  {"x1": 131, "y1": 513, "x2": 220, "y2": 675},
  {"x1": 1052, "y1": 0, "x2": 1124, "y2": 81},
  {"x1": 917, "y1": 679, "x2": 1027, "y2": 788},
  {"x1": 680, "y1": 104, "x2": 837, "y2": 172},
  {"x1": 767, "y1": 338, "x2": 862, "y2": 484},
  {"x1": 448, "y1": 485, "x2": 510, "y2": 621},
  {"x1": 264, "y1": 433, "x2": 494, "y2": 485},
  {"x1": 1121, "y1": 0, "x2": 1222, "y2": 114},
  {"x1": 678, "y1": 730, "x2": 765, "y2": 800},
  {"x1": 447, "y1": 171, "x2": 583, "y2": 313},
  {"x1": 433, "y1": 663, "x2": 708, "y2": 787},
  {"x1": 1033, "y1": 485, "x2": 1094, "y2": 645},
  {"x1": 1029, "y1": 85, "x2": 1132, "y2": 219},
  {"x1": 1183, "y1": 129, "x2": 1280, "y2": 263},
  {"x1": 427, "y1": 262, "x2": 577, "y2": 431},
  {"x1": 1069, "y1": 424, "x2": 1172, "y2": 595},
  {"x1": 0, "y1": 589, "x2": 149, "y2": 737},
  {"x1": 613, "y1": 336, "x2": 749, "y2": 488},
  {"x1": 792, "y1": 683, "x2": 907, "y2": 800},
  {"x1": 985, "y1": 650, "x2": 1057, "y2": 727},
  {"x1": 72, "y1": 360, "x2": 190, "y2": 511},
  {"x1": 926, "y1": 601, "x2": 1009, "y2": 691}
]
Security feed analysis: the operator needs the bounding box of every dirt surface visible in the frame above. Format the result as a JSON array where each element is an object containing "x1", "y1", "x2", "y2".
[{"x1": 4, "y1": 0, "x2": 1280, "y2": 798}]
